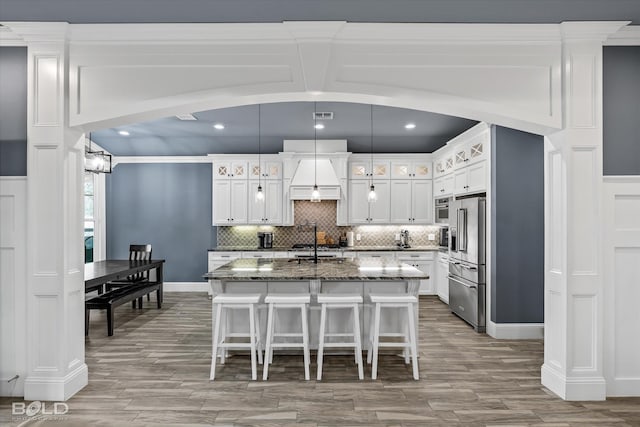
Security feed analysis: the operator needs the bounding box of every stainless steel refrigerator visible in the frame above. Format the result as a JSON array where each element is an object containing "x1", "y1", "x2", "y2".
[{"x1": 448, "y1": 196, "x2": 486, "y2": 332}]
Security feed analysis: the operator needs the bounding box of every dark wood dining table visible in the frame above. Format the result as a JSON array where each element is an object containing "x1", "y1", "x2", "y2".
[{"x1": 84, "y1": 259, "x2": 165, "y2": 302}]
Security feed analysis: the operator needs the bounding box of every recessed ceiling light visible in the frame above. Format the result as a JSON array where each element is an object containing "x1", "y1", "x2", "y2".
[
  {"x1": 213, "y1": 123, "x2": 225, "y2": 130},
  {"x1": 314, "y1": 123, "x2": 325, "y2": 130},
  {"x1": 118, "y1": 130, "x2": 130, "y2": 136},
  {"x1": 176, "y1": 113, "x2": 197, "y2": 121},
  {"x1": 405, "y1": 123, "x2": 416, "y2": 130}
]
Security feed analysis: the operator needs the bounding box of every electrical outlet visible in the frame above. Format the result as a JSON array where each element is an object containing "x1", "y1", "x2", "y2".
[
  {"x1": 428, "y1": 233, "x2": 436, "y2": 241},
  {"x1": 395, "y1": 233, "x2": 400, "y2": 241},
  {"x1": 356, "y1": 233, "x2": 361, "y2": 241}
]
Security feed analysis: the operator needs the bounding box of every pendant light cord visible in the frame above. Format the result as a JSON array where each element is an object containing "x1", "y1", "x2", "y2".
[
  {"x1": 314, "y1": 101, "x2": 317, "y2": 187},
  {"x1": 370, "y1": 105, "x2": 374, "y2": 186},
  {"x1": 258, "y1": 104, "x2": 261, "y2": 188}
]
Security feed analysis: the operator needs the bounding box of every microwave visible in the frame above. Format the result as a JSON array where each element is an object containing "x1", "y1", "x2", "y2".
[{"x1": 435, "y1": 197, "x2": 450, "y2": 224}]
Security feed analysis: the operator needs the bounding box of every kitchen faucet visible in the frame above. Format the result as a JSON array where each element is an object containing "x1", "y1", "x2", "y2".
[{"x1": 297, "y1": 220, "x2": 318, "y2": 263}]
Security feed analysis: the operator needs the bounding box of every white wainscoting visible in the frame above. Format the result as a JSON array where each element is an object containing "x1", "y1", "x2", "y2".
[
  {"x1": 604, "y1": 177, "x2": 640, "y2": 397},
  {"x1": 0, "y1": 177, "x2": 27, "y2": 397}
]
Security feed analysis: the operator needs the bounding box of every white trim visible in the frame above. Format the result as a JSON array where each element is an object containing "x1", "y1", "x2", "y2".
[
  {"x1": 0, "y1": 176, "x2": 27, "y2": 181},
  {"x1": 487, "y1": 322, "x2": 544, "y2": 340},
  {"x1": 163, "y1": 282, "x2": 210, "y2": 292},
  {"x1": 0, "y1": 26, "x2": 27, "y2": 46},
  {"x1": 23, "y1": 363, "x2": 88, "y2": 402},
  {"x1": 603, "y1": 175, "x2": 640, "y2": 183},
  {"x1": 541, "y1": 364, "x2": 607, "y2": 401},
  {"x1": 604, "y1": 25, "x2": 640, "y2": 46},
  {"x1": 113, "y1": 156, "x2": 210, "y2": 167}
]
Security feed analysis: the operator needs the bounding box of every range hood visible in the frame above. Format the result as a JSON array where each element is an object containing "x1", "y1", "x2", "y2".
[{"x1": 289, "y1": 158, "x2": 341, "y2": 200}]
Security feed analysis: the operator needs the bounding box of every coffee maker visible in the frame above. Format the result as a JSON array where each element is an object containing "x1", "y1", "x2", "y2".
[{"x1": 257, "y1": 232, "x2": 273, "y2": 249}]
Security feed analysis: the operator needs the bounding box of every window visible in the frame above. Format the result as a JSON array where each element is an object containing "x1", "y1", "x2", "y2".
[{"x1": 84, "y1": 173, "x2": 95, "y2": 263}]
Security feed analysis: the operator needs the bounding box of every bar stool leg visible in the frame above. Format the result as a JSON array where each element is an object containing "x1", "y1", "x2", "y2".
[
  {"x1": 371, "y1": 302, "x2": 381, "y2": 380},
  {"x1": 353, "y1": 303, "x2": 364, "y2": 380},
  {"x1": 262, "y1": 303, "x2": 274, "y2": 381},
  {"x1": 210, "y1": 303, "x2": 223, "y2": 380},
  {"x1": 407, "y1": 303, "x2": 419, "y2": 380},
  {"x1": 316, "y1": 303, "x2": 327, "y2": 380},
  {"x1": 219, "y1": 307, "x2": 227, "y2": 365},
  {"x1": 366, "y1": 304, "x2": 373, "y2": 365},
  {"x1": 301, "y1": 303, "x2": 310, "y2": 381},
  {"x1": 248, "y1": 304, "x2": 257, "y2": 381},
  {"x1": 254, "y1": 305, "x2": 263, "y2": 365},
  {"x1": 403, "y1": 318, "x2": 410, "y2": 364}
]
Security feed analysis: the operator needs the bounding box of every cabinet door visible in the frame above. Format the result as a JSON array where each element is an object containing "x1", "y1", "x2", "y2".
[
  {"x1": 229, "y1": 180, "x2": 248, "y2": 223},
  {"x1": 212, "y1": 180, "x2": 231, "y2": 225},
  {"x1": 213, "y1": 162, "x2": 232, "y2": 179},
  {"x1": 349, "y1": 161, "x2": 369, "y2": 180},
  {"x1": 412, "y1": 180, "x2": 433, "y2": 224},
  {"x1": 247, "y1": 180, "x2": 265, "y2": 224},
  {"x1": 466, "y1": 161, "x2": 487, "y2": 194},
  {"x1": 442, "y1": 174, "x2": 454, "y2": 197},
  {"x1": 252, "y1": 160, "x2": 282, "y2": 180},
  {"x1": 390, "y1": 180, "x2": 412, "y2": 223},
  {"x1": 391, "y1": 161, "x2": 412, "y2": 179},
  {"x1": 437, "y1": 260, "x2": 449, "y2": 303},
  {"x1": 434, "y1": 177, "x2": 446, "y2": 196},
  {"x1": 264, "y1": 180, "x2": 282, "y2": 224},
  {"x1": 414, "y1": 261, "x2": 434, "y2": 295},
  {"x1": 467, "y1": 139, "x2": 487, "y2": 165},
  {"x1": 230, "y1": 161, "x2": 248, "y2": 180},
  {"x1": 412, "y1": 161, "x2": 432, "y2": 179},
  {"x1": 348, "y1": 180, "x2": 370, "y2": 223},
  {"x1": 371, "y1": 161, "x2": 390, "y2": 179},
  {"x1": 453, "y1": 169, "x2": 468, "y2": 195},
  {"x1": 369, "y1": 180, "x2": 390, "y2": 223}
]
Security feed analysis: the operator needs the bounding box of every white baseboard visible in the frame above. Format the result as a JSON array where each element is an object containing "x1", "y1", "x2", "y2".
[
  {"x1": 541, "y1": 363, "x2": 606, "y2": 401},
  {"x1": 0, "y1": 375, "x2": 24, "y2": 397},
  {"x1": 24, "y1": 363, "x2": 88, "y2": 401},
  {"x1": 606, "y1": 377, "x2": 640, "y2": 397},
  {"x1": 486, "y1": 321, "x2": 544, "y2": 339},
  {"x1": 163, "y1": 282, "x2": 209, "y2": 292}
]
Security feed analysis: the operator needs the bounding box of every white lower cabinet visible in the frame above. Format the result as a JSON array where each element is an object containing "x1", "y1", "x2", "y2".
[
  {"x1": 396, "y1": 252, "x2": 435, "y2": 295},
  {"x1": 436, "y1": 252, "x2": 450, "y2": 303}
]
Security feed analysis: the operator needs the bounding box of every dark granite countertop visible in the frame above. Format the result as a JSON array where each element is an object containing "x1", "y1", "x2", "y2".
[
  {"x1": 208, "y1": 246, "x2": 440, "y2": 252},
  {"x1": 203, "y1": 258, "x2": 429, "y2": 281}
]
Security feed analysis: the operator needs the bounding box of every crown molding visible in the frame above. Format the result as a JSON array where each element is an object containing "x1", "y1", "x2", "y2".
[
  {"x1": 560, "y1": 21, "x2": 631, "y2": 42},
  {"x1": 604, "y1": 25, "x2": 640, "y2": 46},
  {"x1": 1, "y1": 22, "x2": 69, "y2": 43},
  {"x1": 0, "y1": 26, "x2": 27, "y2": 46}
]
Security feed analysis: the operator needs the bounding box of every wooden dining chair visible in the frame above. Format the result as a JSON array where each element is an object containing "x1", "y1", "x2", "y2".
[{"x1": 106, "y1": 244, "x2": 153, "y2": 306}]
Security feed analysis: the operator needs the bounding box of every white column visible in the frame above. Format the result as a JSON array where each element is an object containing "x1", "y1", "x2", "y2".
[
  {"x1": 541, "y1": 22, "x2": 626, "y2": 401},
  {"x1": 11, "y1": 23, "x2": 88, "y2": 401}
]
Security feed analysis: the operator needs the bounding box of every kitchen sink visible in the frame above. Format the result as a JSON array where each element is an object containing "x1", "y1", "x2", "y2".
[{"x1": 288, "y1": 256, "x2": 343, "y2": 264}]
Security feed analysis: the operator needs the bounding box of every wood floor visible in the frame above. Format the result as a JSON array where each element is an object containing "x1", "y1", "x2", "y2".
[{"x1": 2, "y1": 293, "x2": 639, "y2": 426}]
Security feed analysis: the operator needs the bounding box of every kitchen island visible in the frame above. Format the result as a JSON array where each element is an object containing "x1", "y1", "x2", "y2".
[{"x1": 204, "y1": 257, "x2": 428, "y2": 350}]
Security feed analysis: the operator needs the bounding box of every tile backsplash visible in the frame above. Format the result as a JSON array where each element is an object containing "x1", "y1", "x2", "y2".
[{"x1": 216, "y1": 201, "x2": 442, "y2": 248}]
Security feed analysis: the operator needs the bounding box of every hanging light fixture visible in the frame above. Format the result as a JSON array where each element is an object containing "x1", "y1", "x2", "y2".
[
  {"x1": 84, "y1": 133, "x2": 112, "y2": 174},
  {"x1": 255, "y1": 104, "x2": 264, "y2": 202},
  {"x1": 311, "y1": 102, "x2": 321, "y2": 202},
  {"x1": 368, "y1": 105, "x2": 377, "y2": 203}
]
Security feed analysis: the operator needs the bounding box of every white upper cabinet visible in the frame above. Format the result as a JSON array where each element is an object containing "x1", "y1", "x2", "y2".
[
  {"x1": 349, "y1": 160, "x2": 390, "y2": 179},
  {"x1": 434, "y1": 150, "x2": 455, "y2": 178},
  {"x1": 249, "y1": 159, "x2": 282, "y2": 180},
  {"x1": 390, "y1": 179, "x2": 433, "y2": 224},
  {"x1": 213, "y1": 161, "x2": 249, "y2": 180},
  {"x1": 390, "y1": 160, "x2": 432, "y2": 179},
  {"x1": 453, "y1": 160, "x2": 487, "y2": 196},
  {"x1": 213, "y1": 179, "x2": 248, "y2": 225},
  {"x1": 248, "y1": 180, "x2": 282, "y2": 225},
  {"x1": 348, "y1": 179, "x2": 390, "y2": 224},
  {"x1": 434, "y1": 174, "x2": 454, "y2": 198}
]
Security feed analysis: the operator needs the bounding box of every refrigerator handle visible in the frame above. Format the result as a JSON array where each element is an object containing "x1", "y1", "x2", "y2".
[{"x1": 458, "y1": 208, "x2": 467, "y2": 252}]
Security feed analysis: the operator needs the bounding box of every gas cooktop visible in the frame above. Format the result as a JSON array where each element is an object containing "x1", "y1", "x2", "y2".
[{"x1": 291, "y1": 243, "x2": 341, "y2": 249}]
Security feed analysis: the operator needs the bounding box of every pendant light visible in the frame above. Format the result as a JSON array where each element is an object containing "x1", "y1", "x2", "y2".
[
  {"x1": 84, "y1": 132, "x2": 112, "y2": 174},
  {"x1": 367, "y1": 105, "x2": 377, "y2": 203},
  {"x1": 311, "y1": 102, "x2": 321, "y2": 202},
  {"x1": 255, "y1": 104, "x2": 264, "y2": 202}
]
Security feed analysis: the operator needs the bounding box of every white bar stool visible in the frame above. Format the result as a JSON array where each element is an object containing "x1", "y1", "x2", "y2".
[
  {"x1": 210, "y1": 293, "x2": 263, "y2": 381},
  {"x1": 262, "y1": 293, "x2": 311, "y2": 381},
  {"x1": 367, "y1": 294, "x2": 419, "y2": 380},
  {"x1": 316, "y1": 293, "x2": 364, "y2": 380}
]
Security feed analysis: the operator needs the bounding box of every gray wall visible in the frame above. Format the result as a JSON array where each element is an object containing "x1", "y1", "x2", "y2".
[
  {"x1": 0, "y1": 47, "x2": 27, "y2": 176},
  {"x1": 106, "y1": 163, "x2": 216, "y2": 282},
  {"x1": 491, "y1": 126, "x2": 544, "y2": 323},
  {"x1": 603, "y1": 46, "x2": 640, "y2": 176}
]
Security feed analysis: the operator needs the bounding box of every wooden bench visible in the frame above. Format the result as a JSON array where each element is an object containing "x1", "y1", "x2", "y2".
[{"x1": 85, "y1": 282, "x2": 162, "y2": 336}]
